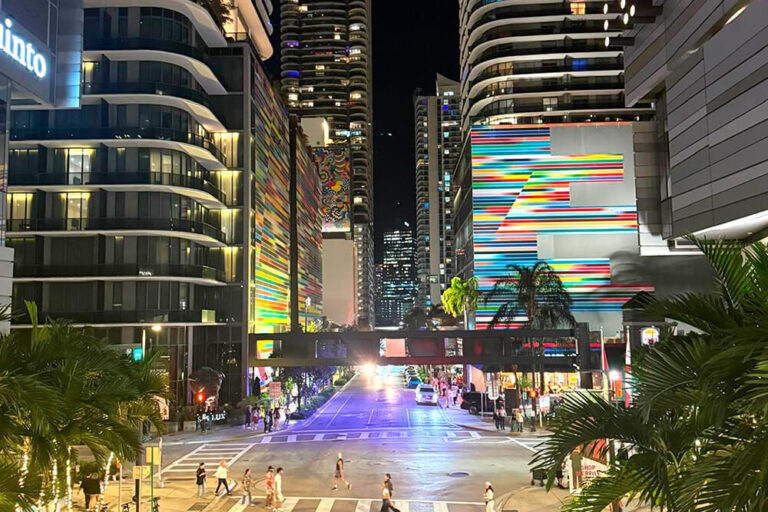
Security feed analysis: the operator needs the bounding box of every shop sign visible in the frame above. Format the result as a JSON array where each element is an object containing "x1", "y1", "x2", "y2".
[
  {"x1": 0, "y1": 19, "x2": 47, "y2": 79},
  {"x1": 538, "y1": 395, "x2": 551, "y2": 414},
  {"x1": 581, "y1": 457, "x2": 608, "y2": 482}
]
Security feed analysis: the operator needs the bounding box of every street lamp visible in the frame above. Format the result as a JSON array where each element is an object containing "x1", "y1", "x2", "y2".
[
  {"x1": 304, "y1": 297, "x2": 311, "y2": 332},
  {"x1": 141, "y1": 324, "x2": 162, "y2": 358}
]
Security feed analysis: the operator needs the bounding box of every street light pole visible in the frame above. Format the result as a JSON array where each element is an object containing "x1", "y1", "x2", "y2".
[{"x1": 305, "y1": 297, "x2": 311, "y2": 332}]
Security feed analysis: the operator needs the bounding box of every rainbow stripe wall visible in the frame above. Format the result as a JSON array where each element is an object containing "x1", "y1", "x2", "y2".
[{"x1": 471, "y1": 124, "x2": 652, "y2": 329}]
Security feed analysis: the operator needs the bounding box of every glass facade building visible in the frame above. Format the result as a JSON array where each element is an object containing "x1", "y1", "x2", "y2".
[
  {"x1": 8, "y1": 0, "x2": 322, "y2": 404},
  {"x1": 378, "y1": 225, "x2": 416, "y2": 326}
]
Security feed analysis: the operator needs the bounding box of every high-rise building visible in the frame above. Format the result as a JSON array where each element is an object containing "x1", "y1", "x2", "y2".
[
  {"x1": 458, "y1": 0, "x2": 654, "y2": 132},
  {"x1": 378, "y1": 225, "x2": 417, "y2": 326},
  {"x1": 7, "y1": 0, "x2": 322, "y2": 404},
  {"x1": 0, "y1": 0, "x2": 83, "y2": 330},
  {"x1": 413, "y1": 75, "x2": 461, "y2": 310},
  {"x1": 280, "y1": 0, "x2": 375, "y2": 327}
]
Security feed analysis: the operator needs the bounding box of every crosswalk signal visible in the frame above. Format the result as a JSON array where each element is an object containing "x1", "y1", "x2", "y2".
[{"x1": 196, "y1": 391, "x2": 205, "y2": 403}]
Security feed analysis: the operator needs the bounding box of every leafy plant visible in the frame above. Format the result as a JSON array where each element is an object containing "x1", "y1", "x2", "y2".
[
  {"x1": 532, "y1": 237, "x2": 768, "y2": 511},
  {"x1": 442, "y1": 276, "x2": 480, "y2": 328}
]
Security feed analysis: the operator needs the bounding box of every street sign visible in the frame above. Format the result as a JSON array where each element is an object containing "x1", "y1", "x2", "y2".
[
  {"x1": 269, "y1": 382, "x2": 282, "y2": 399},
  {"x1": 154, "y1": 396, "x2": 169, "y2": 420},
  {"x1": 538, "y1": 395, "x2": 551, "y2": 414},
  {"x1": 133, "y1": 466, "x2": 150, "y2": 479},
  {"x1": 145, "y1": 447, "x2": 161, "y2": 464}
]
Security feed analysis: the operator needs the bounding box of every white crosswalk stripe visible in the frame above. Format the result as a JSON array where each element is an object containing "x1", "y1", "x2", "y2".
[
  {"x1": 217, "y1": 495, "x2": 484, "y2": 512},
  {"x1": 255, "y1": 429, "x2": 477, "y2": 445},
  {"x1": 160, "y1": 442, "x2": 255, "y2": 479}
]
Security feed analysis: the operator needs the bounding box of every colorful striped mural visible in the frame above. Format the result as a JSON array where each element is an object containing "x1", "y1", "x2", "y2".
[{"x1": 471, "y1": 124, "x2": 653, "y2": 329}]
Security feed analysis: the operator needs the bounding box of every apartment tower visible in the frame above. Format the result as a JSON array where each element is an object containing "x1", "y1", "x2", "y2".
[
  {"x1": 280, "y1": 0, "x2": 375, "y2": 326},
  {"x1": 413, "y1": 75, "x2": 461, "y2": 310},
  {"x1": 8, "y1": 0, "x2": 322, "y2": 404},
  {"x1": 378, "y1": 225, "x2": 416, "y2": 326}
]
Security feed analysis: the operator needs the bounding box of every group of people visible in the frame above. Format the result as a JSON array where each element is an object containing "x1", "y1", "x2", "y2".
[
  {"x1": 243, "y1": 404, "x2": 288, "y2": 433},
  {"x1": 427, "y1": 374, "x2": 464, "y2": 408},
  {"x1": 492, "y1": 401, "x2": 526, "y2": 432},
  {"x1": 195, "y1": 461, "x2": 285, "y2": 509}
]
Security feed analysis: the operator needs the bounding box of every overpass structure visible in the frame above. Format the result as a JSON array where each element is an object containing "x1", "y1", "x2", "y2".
[{"x1": 249, "y1": 325, "x2": 595, "y2": 371}]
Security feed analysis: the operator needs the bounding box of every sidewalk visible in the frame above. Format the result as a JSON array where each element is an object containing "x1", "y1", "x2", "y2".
[{"x1": 438, "y1": 396, "x2": 551, "y2": 436}]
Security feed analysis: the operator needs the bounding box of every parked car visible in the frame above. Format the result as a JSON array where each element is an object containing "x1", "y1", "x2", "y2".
[
  {"x1": 415, "y1": 384, "x2": 438, "y2": 405},
  {"x1": 460, "y1": 391, "x2": 493, "y2": 414},
  {"x1": 407, "y1": 376, "x2": 421, "y2": 389}
]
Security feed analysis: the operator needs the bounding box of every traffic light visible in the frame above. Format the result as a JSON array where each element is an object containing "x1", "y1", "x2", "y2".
[
  {"x1": 132, "y1": 347, "x2": 143, "y2": 361},
  {"x1": 529, "y1": 389, "x2": 537, "y2": 399},
  {"x1": 196, "y1": 391, "x2": 205, "y2": 403}
]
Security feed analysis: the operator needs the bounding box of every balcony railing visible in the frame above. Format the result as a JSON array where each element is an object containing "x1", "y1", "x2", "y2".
[
  {"x1": 8, "y1": 217, "x2": 225, "y2": 243},
  {"x1": 10, "y1": 127, "x2": 224, "y2": 163},
  {"x1": 15, "y1": 263, "x2": 225, "y2": 282},
  {"x1": 82, "y1": 81, "x2": 217, "y2": 114},
  {"x1": 9, "y1": 171, "x2": 226, "y2": 204}
]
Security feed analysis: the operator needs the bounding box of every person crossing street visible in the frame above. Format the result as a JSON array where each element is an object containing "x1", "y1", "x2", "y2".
[
  {"x1": 379, "y1": 481, "x2": 400, "y2": 512},
  {"x1": 264, "y1": 466, "x2": 275, "y2": 511},
  {"x1": 483, "y1": 482, "x2": 495, "y2": 512},
  {"x1": 274, "y1": 467, "x2": 285, "y2": 512},
  {"x1": 332, "y1": 453, "x2": 351, "y2": 490}
]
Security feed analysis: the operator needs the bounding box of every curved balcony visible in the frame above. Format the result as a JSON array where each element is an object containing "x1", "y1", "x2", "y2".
[
  {"x1": 86, "y1": 36, "x2": 211, "y2": 65},
  {"x1": 10, "y1": 127, "x2": 223, "y2": 164},
  {"x1": 83, "y1": 81, "x2": 217, "y2": 116},
  {"x1": 9, "y1": 171, "x2": 227, "y2": 206},
  {"x1": 8, "y1": 217, "x2": 225, "y2": 245},
  {"x1": 18, "y1": 309, "x2": 220, "y2": 325},
  {"x1": 14, "y1": 263, "x2": 226, "y2": 284}
]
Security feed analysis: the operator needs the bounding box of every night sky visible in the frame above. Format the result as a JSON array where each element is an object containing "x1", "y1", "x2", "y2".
[{"x1": 268, "y1": 1, "x2": 460, "y2": 262}]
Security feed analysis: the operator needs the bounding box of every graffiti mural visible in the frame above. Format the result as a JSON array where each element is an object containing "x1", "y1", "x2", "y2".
[{"x1": 315, "y1": 148, "x2": 351, "y2": 233}]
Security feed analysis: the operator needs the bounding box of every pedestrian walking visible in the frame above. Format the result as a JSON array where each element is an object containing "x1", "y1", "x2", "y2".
[
  {"x1": 483, "y1": 482, "x2": 495, "y2": 512},
  {"x1": 242, "y1": 468, "x2": 254, "y2": 505},
  {"x1": 274, "y1": 406, "x2": 281, "y2": 430},
  {"x1": 265, "y1": 466, "x2": 275, "y2": 511},
  {"x1": 80, "y1": 472, "x2": 101, "y2": 510},
  {"x1": 245, "y1": 405, "x2": 252, "y2": 428},
  {"x1": 379, "y1": 482, "x2": 400, "y2": 512},
  {"x1": 267, "y1": 407, "x2": 274, "y2": 432},
  {"x1": 214, "y1": 461, "x2": 230, "y2": 496},
  {"x1": 332, "y1": 452, "x2": 351, "y2": 490},
  {"x1": 196, "y1": 462, "x2": 207, "y2": 498},
  {"x1": 274, "y1": 467, "x2": 285, "y2": 512},
  {"x1": 452, "y1": 385, "x2": 458, "y2": 406},
  {"x1": 384, "y1": 473, "x2": 393, "y2": 497}
]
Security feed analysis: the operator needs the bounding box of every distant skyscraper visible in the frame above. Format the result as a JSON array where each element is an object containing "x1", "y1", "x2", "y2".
[
  {"x1": 280, "y1": 0, "x2": 375, "y2": 326},
  {"x1": 458, "y1": 0, "x2": 652, "y2": 132},
  {"x1": 414, "y1": 75, "x2": 461, "y2": 310},
  {"x1": 378, "y1": 226, "x2": 416, "y2": 325}
]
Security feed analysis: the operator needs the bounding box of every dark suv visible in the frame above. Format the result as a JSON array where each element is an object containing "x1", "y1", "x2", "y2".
[{"x1": 460, "y1": 392, "x2": 494, "y2": 414}]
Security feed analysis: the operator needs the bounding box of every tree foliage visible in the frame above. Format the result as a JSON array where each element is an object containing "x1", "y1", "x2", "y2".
[
  {"x1": 484, "y1": 261, "x2": 575, "y2": 329},
  {"x1": 0, "y1": 303, "x2": 168, "y2": 509},
  {"x1": 532, "y1": 237, "x2": 768, "y2": 511},
  {"x1": 442, "y1": 276, "x2": 480, "y2": 327}
]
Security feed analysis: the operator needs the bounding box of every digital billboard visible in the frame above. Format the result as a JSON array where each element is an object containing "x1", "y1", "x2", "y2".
[{"x1": 315, "y1": 148, "x2": 351, "y2": 234}]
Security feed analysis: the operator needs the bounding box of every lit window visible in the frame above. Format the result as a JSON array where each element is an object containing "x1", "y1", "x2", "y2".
[
  {"x1": 570, "y1": 2, "x2": 586, "y2": 14},
  {"x1": 351, "y1": 92, "x2": 362, "y2": 100},
  {"x1": 315, "y1": 64, "x2": 325, "y2": 71},
  {"x1": 334, "y1": 34, "x2": 341, "y2": 40},
  {"x1": 288, "y1": 93, "x2": 298, "y2": 101},
  {"x1": 298, "y1": 4, "x2": 308, "y2": 12},
  {"x1": 543, "y1": 98, "x2": 558, "y2": 111}
]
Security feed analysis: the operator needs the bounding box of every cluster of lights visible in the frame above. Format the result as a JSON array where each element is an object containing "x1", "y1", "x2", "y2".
[{"x1": 603, "y1": 0, "x2": 637, "y2": 46}]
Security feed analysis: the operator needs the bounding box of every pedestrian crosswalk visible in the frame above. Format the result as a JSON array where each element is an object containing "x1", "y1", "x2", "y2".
[
  {"x1": 255, "y1": 429, "x2": 482, "y2": 445},
  {"x1": 214, "y1": 495, "x2": 484, "y2": 512},
  {"x1": 161, "y1": 442, "x2": 255, "y2": 480}
]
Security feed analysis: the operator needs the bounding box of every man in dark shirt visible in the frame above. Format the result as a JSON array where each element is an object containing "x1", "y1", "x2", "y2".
[
  {"x1": 80, "y1": 473, "x2": 101, "y2": 509},
  {"x1": 332, "y1": 453, "x2": 351, "y2": 490}
]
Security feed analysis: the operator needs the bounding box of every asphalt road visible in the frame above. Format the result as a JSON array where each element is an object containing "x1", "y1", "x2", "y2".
[{"x1": 158, "y1": 370, "x2": 548, "y2": 506}]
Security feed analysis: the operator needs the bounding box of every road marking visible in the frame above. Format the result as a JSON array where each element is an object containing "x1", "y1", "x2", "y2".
[
  {"x1": 469, "y1": 431, "x2": 481, "y2": 438},
  {"x1": 367, "y1": 408, "x2": 375, "y2": 427},
  {"x1": 355, "y1": 499, "x2": 372, "y2": 512},
  {"x1": 302, "y1": 374, "x2": 357, "y2": 429},
  {"x1": 405, "y1": 409, "x2": 411, "y2": 429},
  {"x1": 316, "y1": 498, "x2": 334, "y2": 512},
  {"x1": 509, "y1": 438, "x2": 538, "y2": 452},
  {"x1": 399, "y1": 500, "x2": 409, "y2": 512},
  {"x1": 223, "y1": 496, "x2": 484, "y2": 506},
  {"x1": 434, "y1": 502, "x2": 449, "y2": 512},
  {"x1": 280, "y1": 497, "x2": 299, "y2": 512},
  {"x1": 327, "y1": 395, "x2": 354, "y2": 427}
]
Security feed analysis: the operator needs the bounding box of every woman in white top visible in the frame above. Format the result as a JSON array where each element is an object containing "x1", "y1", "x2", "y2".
[
  {"x1": 214, "y1": 461, "x2": 230, "y2": 496},
  {"x1": 483, "y1": 482, "x2": 494, "y2": 512}
]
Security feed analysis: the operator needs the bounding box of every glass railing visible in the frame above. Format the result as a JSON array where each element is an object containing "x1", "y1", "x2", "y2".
[
  {"x1": 10, "y1": 127, "x2": 224, "y2": 163},
  {"x1": 14, "y1": 263, "x2": 225, "y2": 282},
  {"x1": 8, "y1": 217, "x2": 225, "y2": 242},
  {"x1": 10, "y1": 171, "x2": 226, "y2": 204},
  {"x1": 82, "y1": 82, "x2": 217, "y2": 113},
  {"x1": 24, "y1": 309, "x2": 218, "y2": 324}
]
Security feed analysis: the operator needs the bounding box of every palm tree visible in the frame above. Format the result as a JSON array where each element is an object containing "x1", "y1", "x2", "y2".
[
  {"x1": 442, "y1": 276, "x2": 480, "y2": 329},
  {"x1": 532, "y1": 237, "x2": 768, "y2": 512},
  {"x1": 484, "y1": 261, "x2": 575, "y2": 329},
  {"x1": 0, "y1": 302, "x2": 168, "y2": 509}
]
